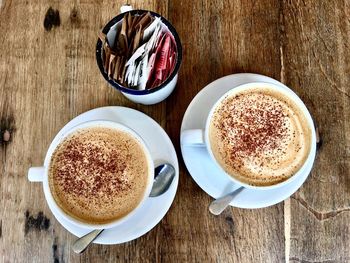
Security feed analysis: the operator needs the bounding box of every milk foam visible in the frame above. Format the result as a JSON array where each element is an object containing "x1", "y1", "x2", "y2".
[
  {"x1": 49, "y1": 127, "x2": 150, "y2": 224},
  {"x1": 209, "y1": 87, "x2": 311, "y2": 186}
]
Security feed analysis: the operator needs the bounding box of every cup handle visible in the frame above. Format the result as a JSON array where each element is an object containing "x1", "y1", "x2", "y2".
[
  {"x1": 28, "y1": 167, "x2": 45, "y2": 182},
  {"x1": 120, "y1": 4, "x2": 133, "y2": 13},
  {"x1": 181, "y1": 129, "x2": 205, "y2": 146}
]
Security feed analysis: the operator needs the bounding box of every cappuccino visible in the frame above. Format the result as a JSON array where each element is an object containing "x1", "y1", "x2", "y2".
[
  {"x1": 48, "y1": 127, "x2": 150, "y2": 224},
  {"x1": 209, "y1": 87, "x2": 311, "y2": 186}
]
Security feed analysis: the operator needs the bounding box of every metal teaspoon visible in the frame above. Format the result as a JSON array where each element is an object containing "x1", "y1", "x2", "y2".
[{"x1": 209, "y1": 187, "x2": 245, "y2": 215}]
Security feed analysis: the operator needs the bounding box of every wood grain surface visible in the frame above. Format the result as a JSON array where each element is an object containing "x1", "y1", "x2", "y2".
[{"x1": 0, "y1": 0, "x2": 349, "y2": 262}]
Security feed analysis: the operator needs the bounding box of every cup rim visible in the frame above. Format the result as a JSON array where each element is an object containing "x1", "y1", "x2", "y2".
[
  {"x1": 204, "y1": 81, "x2": 316, "y2": 190},
  {"x1": 96, "y1": 9, "x2": 183, "y2": 96},
  {"x1": 42, "y1": 120, "x2": 155, "y2": 229}
]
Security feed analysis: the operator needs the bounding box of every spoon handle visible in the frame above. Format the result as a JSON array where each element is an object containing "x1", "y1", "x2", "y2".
[
  {"x1": 209, "y1": 187, "x2": 245, "y2": 215},
  {"x1": 72, "y1": 229, "x2": 104, "y2": 254}
]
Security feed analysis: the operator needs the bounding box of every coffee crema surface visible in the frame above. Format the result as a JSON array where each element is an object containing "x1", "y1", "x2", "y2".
[
  {"x1": 49, "y1": 127, "x2": 150, "y2": 224},
  {"x1": 209, "y1": 87, "x2": 311, "y2": 186}
]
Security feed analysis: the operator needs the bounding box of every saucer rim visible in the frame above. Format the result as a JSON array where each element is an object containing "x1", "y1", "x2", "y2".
[
  {"x1": 180, "y1": 73, "x2": 316, "y2": 209},
  {"x1": 45, "y1": 106, "x2": 179, "y2": 244}
]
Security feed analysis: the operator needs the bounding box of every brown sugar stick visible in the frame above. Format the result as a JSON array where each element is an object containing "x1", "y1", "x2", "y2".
[
  {"x1": 108, "y1": 54, "x2": 116, "y2": 79},
  {"x1": 103, "y1": 44, "x2": 111, "y2": 74},
  {"x1": 128, "y1": 18, "x2": 137, "y2": 38},
  {"x1": 136, "y1": 12, "x2": 152, "y2": 29},
  {"x1": 134, "y1": 13, "x2": 152, "y2": 50},
  {"x1": 128, "y1": 19, "x2": 135, "y2": 40},
  {"x1": 120, "y1": 57, "x2": 127, "y2": 86},
  {"x1": 124, "y1": 13, "x2": 132, "y2": 44},
  {"x1": 129, "y1": 14, "x2": 142, "y2": 39},
  {"x1": 102, "y1": 42, "x2": 107, "y2": 70},
  {"x1": 132, "y1": 26, "x2": 142, "y2": 54},
  {"x1": 113, "y1": 57, "x2": 121, "y2": 81},
  {"x1": 134, "y1": 13, "x2": 146, "y2": 27},
  {"x1": 127, "y1": 14, "x2": 147, "y2": 59},
  {"x1": 140, "y1": 21, "x2": 152, "y2": 38},
  {"x1": 118, "y1": 57, "x2": 126, "y2": 84},
  {"x1": 126, "y1": 13, "x2": 132, "y2": 28},
  {"x1": 116, "y1": 14, "x2": 128, "y2": 55},
  {"x1": 126, "y1": 13, "x2": 134, "y2": 40},
  {"x1": 98, "y1": 31, "x2": 107, "y2": 42},
  {"x1": 127, "y1": 37, "x2": 134, "y2": 58}
]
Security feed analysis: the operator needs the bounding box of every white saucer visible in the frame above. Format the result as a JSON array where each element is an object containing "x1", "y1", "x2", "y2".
[
  {"x1": 47, "y1": 106, "x2": 179, "y2": 244},
  {"x1": 180, "y1": 73, "x2": 316, "y2": 209}
]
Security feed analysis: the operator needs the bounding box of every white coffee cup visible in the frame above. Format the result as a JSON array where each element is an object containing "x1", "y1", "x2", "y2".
[
  {"x1": 28, "y1": 120, "x2": 154, "y2": 229},
  {"x1": 181, "y1": 82, "x2": 316, "y2": 190}
]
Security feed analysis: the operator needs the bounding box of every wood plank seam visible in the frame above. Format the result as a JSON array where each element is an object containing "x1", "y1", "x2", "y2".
[
  {"x1": 279, "y1": 3, "x2": 290, "y2": 263},
  {"x1": 284, "y1": 198, "x2": 291, "y2": 263}
]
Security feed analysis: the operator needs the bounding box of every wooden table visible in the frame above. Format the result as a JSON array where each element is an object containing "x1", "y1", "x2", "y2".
[{"x1": 1, "y1": 0, "x2": 349, "y2": 262}]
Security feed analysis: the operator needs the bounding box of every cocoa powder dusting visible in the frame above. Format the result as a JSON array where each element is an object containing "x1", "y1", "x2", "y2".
[
  {"x1": 48, "y1": 127, "x2": 150, "y2": 224},
  {"x1": 52, "y1": 133, "x2": 131, "y2": 200},
  {"x1": 215, "y1": 92, "x2": 289, "y2": 166}
]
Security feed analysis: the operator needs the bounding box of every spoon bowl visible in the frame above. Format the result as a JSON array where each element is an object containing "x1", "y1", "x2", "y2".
[{"x1": 149, "y1": 163, "x2": 175, "y2": 197}]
